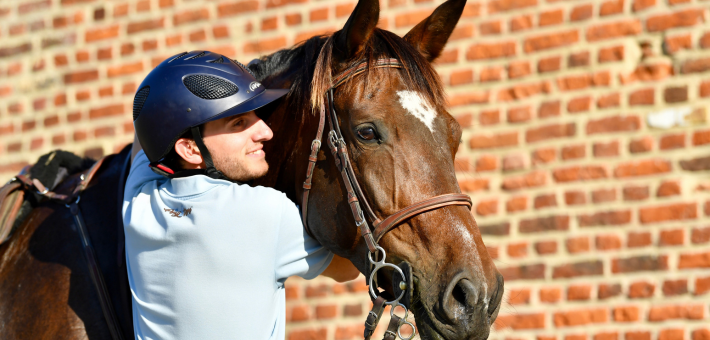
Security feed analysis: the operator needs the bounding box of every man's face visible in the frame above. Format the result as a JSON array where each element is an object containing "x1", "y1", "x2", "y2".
[{"x1": 201, "y1": 111, "x2": 273, "y2": 182}]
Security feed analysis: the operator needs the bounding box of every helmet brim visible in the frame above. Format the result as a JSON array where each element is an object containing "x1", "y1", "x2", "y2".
[{"x1": 204, "y1": 88, "x2": 289, "y2": 123}]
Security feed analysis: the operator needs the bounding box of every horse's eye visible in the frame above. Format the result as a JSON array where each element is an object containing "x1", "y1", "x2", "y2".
[{"x1": 357, "y1": 127, "x2": 377, "y2": 141}]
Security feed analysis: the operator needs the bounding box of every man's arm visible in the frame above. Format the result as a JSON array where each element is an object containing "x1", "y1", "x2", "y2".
[{"x1": 319, "y1": 254, "x2": 361, "y2": 282}]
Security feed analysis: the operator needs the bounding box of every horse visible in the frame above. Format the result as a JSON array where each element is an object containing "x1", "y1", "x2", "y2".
[{"x1": 0, "y1": 0, "x2": 502, "y2": 339}]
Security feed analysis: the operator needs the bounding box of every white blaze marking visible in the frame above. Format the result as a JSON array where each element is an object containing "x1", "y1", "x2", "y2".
[{"x1": 396, "y1": 90, "x2": 436, "y2": 133}]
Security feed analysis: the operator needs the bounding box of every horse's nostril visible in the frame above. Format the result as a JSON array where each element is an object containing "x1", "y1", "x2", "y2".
[
  {"x1": 451, "y1": 282, "x2": 467, "y2": 307},
  {"x1": 442, "y1": 278, "x2": 479, "y2": 323}
]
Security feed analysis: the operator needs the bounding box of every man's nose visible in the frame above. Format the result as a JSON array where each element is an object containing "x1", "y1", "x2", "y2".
[{"x1": 253, "y1": 119, "x2": 273, "y2": 142}]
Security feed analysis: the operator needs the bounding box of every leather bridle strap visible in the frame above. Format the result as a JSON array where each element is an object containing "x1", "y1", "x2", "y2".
[{"x1": 373, "y1": 193, "x2": 472, "y2": 243}]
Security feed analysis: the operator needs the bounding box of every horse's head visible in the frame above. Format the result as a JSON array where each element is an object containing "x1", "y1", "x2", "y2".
[{"x1": 253, "y1": 0, "x2": 502, "y2": 338}]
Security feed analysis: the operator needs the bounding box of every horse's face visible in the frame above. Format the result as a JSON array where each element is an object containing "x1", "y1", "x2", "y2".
[
  {"x1": 330, "y1": 70, "x2": 502, "y2": 339},
  {"x1": 303, "y1": 0, "x2": 503, "y2": 338}
]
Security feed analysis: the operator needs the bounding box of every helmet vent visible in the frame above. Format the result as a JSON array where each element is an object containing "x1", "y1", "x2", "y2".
[
  {"x1": 232, "y1": 59, "x2": 257, "y2": 78},
  {"x1": 169, "y1": 52, "x2": 189, "y2": 63},
  {"x1": 133, "y1": 86, "x2": 150, "y2": 121},
  {"x1": 185, "y1": 51, "x2": 207, "y2": 60},
  {"x1": 208, "y1": 56, "x2": 224, "y2": 64},
  {"x1": 183, "y1": 75, "x2": 238, "y2": 100}
]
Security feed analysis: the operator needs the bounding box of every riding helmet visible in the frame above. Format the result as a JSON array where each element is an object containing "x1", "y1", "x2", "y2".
[{"x1": 132, "y1": 51, "x2": 288, "y2": 179}]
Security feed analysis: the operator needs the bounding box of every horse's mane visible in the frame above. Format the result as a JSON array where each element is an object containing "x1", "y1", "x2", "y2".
[{"x1": 249, "y1": 28, "x2": 446, "y2": 118}]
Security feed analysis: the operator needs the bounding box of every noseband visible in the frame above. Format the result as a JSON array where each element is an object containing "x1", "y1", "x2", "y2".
[{"x1": 300, "y1": 58, "x2": 473, "y2": 340}]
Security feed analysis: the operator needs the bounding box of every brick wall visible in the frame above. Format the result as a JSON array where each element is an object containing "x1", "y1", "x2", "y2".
[{"x1": 1, "y1": 0, "x2": 709, "y2": 340}]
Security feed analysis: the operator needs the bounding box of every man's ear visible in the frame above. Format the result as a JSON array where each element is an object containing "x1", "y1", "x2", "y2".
[{"x1": 174, "y1": 138, "x2": 203, "y2": 167}]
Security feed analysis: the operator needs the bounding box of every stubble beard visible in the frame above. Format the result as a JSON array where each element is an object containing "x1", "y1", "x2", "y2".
[{"x1": 212, "y1": 151, "x2": 269, "y2": 182}]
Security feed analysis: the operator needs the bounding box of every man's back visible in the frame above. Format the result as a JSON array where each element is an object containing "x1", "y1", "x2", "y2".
[{"x1": 123, "y1": 151, "x2": 333, "y2": 339}]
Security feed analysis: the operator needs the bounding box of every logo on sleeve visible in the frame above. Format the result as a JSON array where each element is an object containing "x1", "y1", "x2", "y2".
[{"x1": 164, "y1": 206, "x2": 192, "y2": 218}]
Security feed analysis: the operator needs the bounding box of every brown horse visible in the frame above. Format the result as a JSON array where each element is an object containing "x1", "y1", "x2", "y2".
[{"x1": 0, "y1": 0, "x2": 501, "y2": 339}]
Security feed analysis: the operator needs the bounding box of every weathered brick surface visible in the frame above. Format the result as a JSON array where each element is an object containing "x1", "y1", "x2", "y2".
[{"x1": 2, "y1": 1, "x2": 709, "y2": 339}]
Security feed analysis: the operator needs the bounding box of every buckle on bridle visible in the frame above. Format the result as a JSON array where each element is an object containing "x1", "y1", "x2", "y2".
[{"x1": 310, "y1": 139, "x2": 321, "y2": 151}]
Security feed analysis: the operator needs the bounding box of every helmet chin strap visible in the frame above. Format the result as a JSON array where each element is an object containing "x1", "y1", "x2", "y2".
[{"x1": 189, "y1": 126, "x2": 231, "y2": 181}]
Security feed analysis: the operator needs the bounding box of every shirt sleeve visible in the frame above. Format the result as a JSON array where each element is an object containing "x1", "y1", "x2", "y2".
[{"x1": 274, "y1": 194, "x2": 333, "y2": 282}]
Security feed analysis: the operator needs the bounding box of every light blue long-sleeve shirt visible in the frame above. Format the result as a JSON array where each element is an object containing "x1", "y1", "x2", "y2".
[{"x1": 122, "y1": 151, "x2": 333, "y2": 339}]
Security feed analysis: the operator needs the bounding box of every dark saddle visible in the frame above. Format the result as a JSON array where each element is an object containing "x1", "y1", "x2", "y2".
[{"x1": 0, "y1": 147, "x2": 133, "y2": 340}]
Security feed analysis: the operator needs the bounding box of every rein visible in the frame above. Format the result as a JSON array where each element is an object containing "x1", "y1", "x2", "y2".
[{"x1": 300, "y1": 58, "x2": 473, "y2": 340}]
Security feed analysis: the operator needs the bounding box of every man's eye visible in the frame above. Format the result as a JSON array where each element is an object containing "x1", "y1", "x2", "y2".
[
  {"x1": 357, "y1": 127, "x2": 377, "y2": 141},
  {"x1": 234, "y1": 119, "x2": 244, "y2": 126}
]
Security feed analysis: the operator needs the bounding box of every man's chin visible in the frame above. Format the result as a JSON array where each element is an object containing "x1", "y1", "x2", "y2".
[{"x1": 228, "y1": 164, "x2": 269, "y2": 182}]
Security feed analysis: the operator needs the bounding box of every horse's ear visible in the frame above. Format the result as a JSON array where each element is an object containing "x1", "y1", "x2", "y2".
[
  {"x1": 403, "y1": 0, "x2": 467, "y2": 62},
  {"x1": 333, "y1": 0, "x2": 379, "y2": 62}
]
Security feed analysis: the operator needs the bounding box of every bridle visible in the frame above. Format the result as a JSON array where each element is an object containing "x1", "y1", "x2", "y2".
[{"x1": 300, "y1": 58, "x2": 473, "y2": 339}]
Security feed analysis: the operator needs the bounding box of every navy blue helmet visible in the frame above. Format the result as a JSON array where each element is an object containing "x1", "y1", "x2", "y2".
[{"x1": 132, "y1": 51, "x2": 288, "y2": 179}]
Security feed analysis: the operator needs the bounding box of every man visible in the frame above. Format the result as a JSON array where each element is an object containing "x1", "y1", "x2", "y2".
[{"x1": 123, "y1": 51, "x2": 359, "y2": 339}]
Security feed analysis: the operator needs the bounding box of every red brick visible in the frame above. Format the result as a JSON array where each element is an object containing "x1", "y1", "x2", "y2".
[
  {"x1": 600, "y1": 0, "x2": 624, "y2": 16},
  {"x1": 561, "y1": 144, "x2": 586, "y2": 160},
  {"x1": 458, "y1": 178, "x2": 490, "y2": 192},
  {"x1": 502, "y1": 171, "x2": 546, "y2": 191},
  {"x1": 520, "y1": 215, "x2": 569, "y2": 233},
  {"x1": 506, "y1": 196, "x2": 528, "y2": 212},
  {"x1": 535, "y1": 194, "x2": 557, "y2": 209},
  {"x1": 628, "y1": 232, "x2": 652, "y2": 248},
  {"x1": 507, "y1": 106, "x2": 532, "y2": 123},
  {"x1": 540, "y1": 287, "x2": 561, "y2": 302},
  {"x1": 499, "y1": 263, "x2": 545, "y2": 281},
  {"x1": 700, "y1": 81, "x2": 710, "y2": 97},
  {"x1": 565, "y1": 191, "x2": 586, "y2": 205},
  {"x1": 678, "y1": 252, "x2": 710, "y2": 269},
  {"x1": 285, "y1": 13, "x2": 301, "y2": 26},
  {"x1": 315, "y1": 304, "x2": 337, "y2": 319},
  {"x1": 394, "y1": 9, "x2": 430, "y2": 27},
  {"x1": 692, "y1": 130, "x2": 710, "y2": 146},
  {"x1": 107, "y1": 62, "x2": 143, "y2": 78},
  {"x1": 648, "y1": 304, "x2": 705, "y2": 321},
  {"x1": 507, "y1": 288, "x2": 531, "y2": 304},
  {"x1": 658, "y1": 134, "x2": 685, "y2": 150},
  {"x1": 507, "y1": 242, "x2": 528, "y2": 258},
  {"x1": 594, "y1": 141, "x2": 619, "y2": 157},
  {"x1": 615, "y1": 159, "x2": 671, "y2": 177},
  {"x1": 526, "y1": 123, "x2": 575, "y2": 143},
  {"x1": 612, "y1": 255, "x2": 668, "y2": 273},
  {"x1": 587, "y1": 20, "x2": 642, "y2": 41},
  {"x1": 659, "y1": 329, "x2": 685, "y2": 340},
  {"x1": 665, "y1": 86, "x2": 688, "y2": 103},
  {"x1": 449, "y1": 92, "x2": 490, "y2": 106},
  {"x1": 539, "y1": 101, "x2": 561, "y2": 118},
  {"x1": 480, "y1": 20, "x2": 502, "y2": 35},
  {"x1": 640, "y1": 203, "x2": 696, "y2": 224},
  {"x1": 466, "y1": 42, "x2": 516, "y2": 60},
  {"x1": 566, "y1": 237, "x2": 590, "y2": 254},
  {"x1": 568, "y1": 285, "x2": 591, "y2": 300},
  {"x1": 480, "y1": 67, "x2": 503, "y2": 82},
  {"x1": 497, "y1": 81, "x2": 553, "y2": 101},
  {"x1": 525, "y1": 30, "x2": 579, "y2": 53},
  {"x1": 647, "y1": 9, "x2": 705, "y2": 32},
  {"x1": 596, "y1": 333, "x2": 619, "y2": 340},
  {"x1": 595, "y1": 234, "x2": 621, "y2": 250},
  {"x1": 494, "y1": 313, "x2": 545, "y2": 330},
  {"x1": 244, "y1": 36, "x2": 288, "y2": 54},
  {"x1": 553, "y1": 308, "x2": 608, "y2": 327},
  {"x1": 578, "y1": 210, "x2": 632, "y2": 227},
  {"x1": 599, "y1": 46, "x2": 624, "y2": 63},
  {"x1": 633, "y1": 0, "x2": 656, "y2": 11},
  {"x1": 692, "y1": 227, "x2": 710, "y2": 244},
  {"x1": 261, "y1": 17, "x2": 277, "y2": 31},
  {"x1": 587, "y1": 115, "x2": 640, "y2": 134},
  {"x1": 488, "y1": 0, "x2": 537, "y2": 13},
  {"x1": 569, "y1": 52, "x2": 590, "y2": 68},
  {"x1": 76, "y1": 51, "x2": 90, "y2": 63},
  {"x1": 476, "y1": 155, "x2": 498, "y2": 172},
  {"x1": 567, "y1": 96, "x2": 591, "y2": 113},
  {"x1": 476, "y1": 199, "x2": 498, "y2": 216},
  {"x1": 502, "y1": 154, "x2": 528, "y2": 171},
  {"x1": 508, "y1": 61, "x2": 531, "y2": 79},
  {"x1": 538, "y1": 56, "x2": 561, "y2": 73},
  {"x1": 662, "y1": 279, "x2": 688, "y2": 296},
  {"x1": 630, "y1": 136, "x2": 653, "y2": 153},
  {"x1": 85, "y1": 25, "x2": 119, "y2": 42},
  {"x1": 64, "y1": 70, "x2": 99, "y2": 84},
  {"x1": 557, "y1": 74, "x2": 591, "y2": 91},
  {"x1": 288, "y1": 328, "x2": 327, "y2": 340},
  {"x1": 614, "y1": 306, "x2": 640, "y2": 322},
  {"x1": 553, "y1": 166, "x2": 608, "y2": 182},
  {"x1": 127, "y1": 18, "x2": 165, "y2": 34},
  {"x1": 657, "y1": 181, "x2": 680, "y2": 197},
  {"x1": 623, "y1": 185, "x2": 649, "y2": 201},
  {"x1": 629, "y1": 281, "x2": 655, "y2": 298},
  {"x1": 680, "y1": 57, "x2": 710, "y2": 74},
  {"x1": 173, "y1": 8, "x2": 209, "y2": 26},
  {"x1": 540, "y1": 9, "x2": 564, "y2": 26},
  {"x1": 695, "y1": 277, "x2": 710, "y2": 295},
  {"x1": 553, "y1": 261, "x2": 604, "y2": 279},
  {"x1": 598, "y1": 284, "x2": 622, "y2": 300},
  {"x1": 692, "y1": 329, "x2": 710, "y2": 340},
  {"x1": 626, "y1": 332, "x2": 651, "y2": 340},
  {"x1": 665, "y1": 34, "x2": 692, "y2": 53},
  {"x1": 535, "y1": 241, "x2": 557, "y2": 255},
  {"x1": 450, "y1": 69, "x2": 473, "y2": 86},
  {"x1": 479, "y1": 109, "x2": 500, "y2": 125},
  {"x1": 470, "y1": 132, "x2": 518, "y2": 149},
  {"x1": 570, "y1": 4, "x2": 593, "y2": 21}
]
